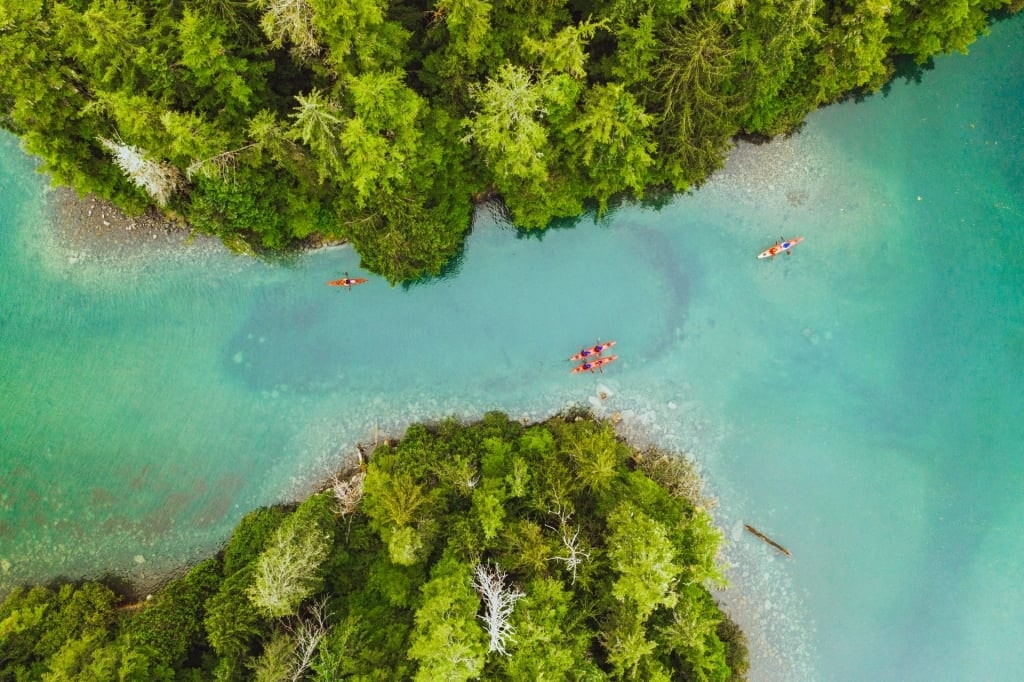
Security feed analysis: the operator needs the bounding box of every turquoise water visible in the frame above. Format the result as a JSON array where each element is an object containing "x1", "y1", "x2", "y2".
[{"x1": 2, "y1": 16, "x2": 1022, "y2": 680}]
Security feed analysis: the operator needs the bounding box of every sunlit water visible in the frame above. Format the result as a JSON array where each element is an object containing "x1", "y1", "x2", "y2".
[{"x1": 2, "y1": 17, "x2": 1022, "y2": 680}]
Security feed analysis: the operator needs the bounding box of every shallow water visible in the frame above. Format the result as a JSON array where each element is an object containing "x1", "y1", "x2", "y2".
[{"x1": 2, "y1": 16, "x2": 1023, "y2": 680}]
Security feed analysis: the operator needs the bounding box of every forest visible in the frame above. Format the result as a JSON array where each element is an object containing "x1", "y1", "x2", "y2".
[
  {"x1": 0, "y1": 412, "x2": 747, "y2": 680},
  {"x1": 0, "y1": 0, "x2": 1019, "y2": 281}
]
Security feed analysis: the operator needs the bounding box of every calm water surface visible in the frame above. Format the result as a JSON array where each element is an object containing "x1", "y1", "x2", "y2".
[{"x1": 1, "y1": 17, "x2": 1022, "y2": 681}]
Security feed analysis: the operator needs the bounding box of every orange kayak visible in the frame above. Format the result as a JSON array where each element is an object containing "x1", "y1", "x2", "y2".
[
  {"x1": 757, "y1": 237, "x2": 804, "y2": 259},
  {"x1": 571, "y1": 355, "x2": 618, "y2": 374},
  {"x1": 569, "y1": 340, "x2": 616, "y2": 362},
  {"x1": 327, "y1": 276, "x2": 368, "y2": 287}
]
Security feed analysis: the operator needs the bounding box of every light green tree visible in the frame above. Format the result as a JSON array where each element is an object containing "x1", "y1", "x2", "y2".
[
  {"x1": 734, "y1": 0, "x2": 823, "y2": 135},
  {"x1": 433, "y1": 0, "x2": 493, "y2": 66},
  {"x1": 177, "y1": 8, "x2": 258, "y2": 114},
  {"x1": 600, "y1": 606, "x2": 658, "y2": 680},
  {"x1": 657, "y1": 584, "x2": 730, "y2": 682},
  {"x1": 289, "y1": 88, "x2": 346, "y2": 181},
  {"x1": 606, "y1": 502, "x2": 682, "y2": 620},
  {"x1": 254, "y1": 0, "x2": 321, "y2": 59},
  {"x1": 563, "y1": 421, "x2": 626, "y2": 494},
  {"x1": 650, "y1": 14, "x2": 744, "y2": 188},
  {"x1": 566, "y1": 83, "x2": 656, "y2": 212},
  {"x1": 247, "y1": 501, "x2": 333, "y2": 619},
  {"x1": 407, "y1": 557, "x2": 487, "y2": 681},
  {"x1": 524, "y1": 18, "x2": 605, "y2": 79},
  {"x1": 463, "y1": 62, "x2": 549, "y2": 184},
  {"x1": 813, "y1": 0, "x2": 892, "y2": 103}
]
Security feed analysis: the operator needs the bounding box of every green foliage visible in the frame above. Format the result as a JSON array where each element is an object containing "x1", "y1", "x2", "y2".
[
  {"x1": 601, "y1": 606, "x2": 659, "y2": 679},
  {"x1": 122, "y1": 558, "x2": 223, "y2": 670},
  {"x1": 565, "y1": 83, "x2": 656, "y2": 213},
  {"x1": 40, "y1": 633, "x2": 175, "y2": 682},
  {"x1": 187, "y1": 172, "x2": 289, "y2": 249},
  {"x1": 0, "y1": 0, "x2": 1013, "y2": 281},
  {"x1": 812, "y1": 0, "x2": 893, "y2": 104},
  {"x1": 658, "y1": 584, "x2": 730, "y2": 682},
  {"x1": 0, "y1": 413, "x2": 759, "y2": 680},
  {"x1": 407, "y1": 555, "x2": 487, "y2": 681},
  {"x1": 204, "y1": 567, "x2": 270, "y2": 666},
  {"x1": 249, "y1": 629, "x2": 293, "y2": 682},
  {"x1": 463, "y1": 62, "x2": 550, "y2": 192},
  {"x1": 733, "y1": 0, "x2": 823, "y2": 135},
  {"x1": 221, "y1": 506, "x2": 290, "y2": 576},
  {"x1": 887, "y1": 0, "x2": 1006, "y2": 63},
  {"x1": 717, "y1": 612, "x2": 752, "y2": 681},
  {"x1": 0, "y1": 585, "x2": 56, "y2": 676},
  {"x1": 648, "y1": 14, "x2": 745, "y2": 189},
  {"x1": 353, "y1": 413, "x2": 739, "y2": 678},
  {"x1": 607, "y1": 502, "x2": 683, "y2": 619},
  {"x1": 247, "y1": 493, "x2": 334, "y2": 618},
  {"x1": 495, "y1": 576, "x2": 590, "y2": 679},
  {"x1": 34, "y1": 582, "x2": 118, "y2": 660}
]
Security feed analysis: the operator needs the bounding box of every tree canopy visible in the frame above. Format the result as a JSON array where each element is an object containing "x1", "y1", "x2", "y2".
[
  {"x1": 0, "y1": 0, "x2": 1016, "y2": 281},
  {"x1": 0, "y1": 411, "x2": 749, "y2": 680}
]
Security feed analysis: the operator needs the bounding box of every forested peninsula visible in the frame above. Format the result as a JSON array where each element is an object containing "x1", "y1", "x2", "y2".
[
  {"x1": 1, "y1": 1, "x2": 1019, "y2": 281},
  {"x1": 0, "y1": 412, "x2": 748, "y2": 681}
]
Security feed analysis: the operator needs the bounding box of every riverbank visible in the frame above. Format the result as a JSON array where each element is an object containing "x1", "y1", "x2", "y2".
[
  {"x1": 30, "y1": 150, "x2": 809, "y2": 682},
  {"x1": 50, "y1": 187, "x2": 197, "y2": 252},
  {"x1": 0, "y1": 412, "x2": 751, "y2": 680},
  {"x1": 47, "y1": 186, "x2": 351, "y2": 268}
]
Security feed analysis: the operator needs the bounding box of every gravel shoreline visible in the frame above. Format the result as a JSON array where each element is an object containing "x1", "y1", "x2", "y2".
[
  {"x1": 52, "y1": 187, "x2": 190, "y2": 244},
  {"x1": 47, "y1": 187, "x2": 352, "y2": 265}
]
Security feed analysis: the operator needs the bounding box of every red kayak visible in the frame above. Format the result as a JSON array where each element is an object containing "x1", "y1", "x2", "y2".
[
  {"x1": 572, "y1": 355, "x2": 618, "y2": 374},
  {"x1": 757, "y1": 237, "x2": 804, "y2": 259},
  {"x1": 569, "y1": 340, "x2": 616, "y2": 362},
  {"x1": 327, "y1": 273, "x2": 368, "y2": 288}
]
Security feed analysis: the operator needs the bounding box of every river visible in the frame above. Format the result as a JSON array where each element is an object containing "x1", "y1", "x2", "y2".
[{"x1": 1, "y1": 16, "x2": 1022, "y2": 681}]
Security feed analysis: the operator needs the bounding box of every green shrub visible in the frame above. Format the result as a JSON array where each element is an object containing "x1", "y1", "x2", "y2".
[
  {"x1": 204, "y1": 567, "x2": 269, "y2": 666},
  {"x1": 221, "y1": 507, "x2": 290, "y2": 577},
  {"x1": 246, "y1": 495, "x2": 334, "y2": 618},
  {"x1": 0, "y1": 585, "x2": 56, "y2": 674},
  {"x1": 34, "y1": 582, "x2": 118, "y2": 660},
  {"x1": 121, "y1": 558, "x2": 222, "y2": 670}
]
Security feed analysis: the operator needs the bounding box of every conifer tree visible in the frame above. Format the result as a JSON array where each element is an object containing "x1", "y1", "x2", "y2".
[{"x1": 98, "y1": 136, "x2": 183, "y2": 206}]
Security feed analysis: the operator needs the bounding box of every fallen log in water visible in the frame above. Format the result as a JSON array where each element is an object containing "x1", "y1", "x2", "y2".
[{"x1": 744, "y1": 523, "x2": 792, "y2": 558}]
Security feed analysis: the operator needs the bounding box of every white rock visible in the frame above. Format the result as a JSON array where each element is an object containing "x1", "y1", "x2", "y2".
[
  {"x1": 133, "y1": 555, "x2": 146, "y2": 564},
  {"x1": 731, "y1": 520, "x2": 745, "y2": 542}
]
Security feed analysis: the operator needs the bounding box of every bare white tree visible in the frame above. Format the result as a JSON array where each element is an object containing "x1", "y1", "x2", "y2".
[
  {"x1": 98, "y1": 136, "x2": 182, "y2": 206},
  {"x1": 254, "y1": 0, "x2": 321, "y2": 59},
  {"x1": 329, "y1": 469, "x2": 365, "y2": 517},
  {"x1": 472, "y1": 563, "x2": 525, "y2": 656},
  {"x1": 248, "y1": 517, "x2": 330, "y2": 618},
  {"x1": 284, "y1": 596, "x2": 331, "y2": 682},
  {"x1": 186, "y1": 143, "x2": 258, "y2": 181},
  {"x1": 547, "y1": 524, "x2": 591, "y2": 585},
  {"x1": 547, "y1": 500, "x2": 573, "y2": 527}
]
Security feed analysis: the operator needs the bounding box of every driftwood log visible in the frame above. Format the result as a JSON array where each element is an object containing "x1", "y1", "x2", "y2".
[{"x1": 744, "y1": 524, "x2": 792, "y2": 557}]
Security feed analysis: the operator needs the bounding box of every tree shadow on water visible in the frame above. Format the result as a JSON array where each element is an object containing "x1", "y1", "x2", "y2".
[
  {"x1": 511, "y1": 212, "x2": 586, "y2": 242},
  {"x1": 880, "y1": 55, "x2": 936, "y2": 96},
  {"x1": 398, "y1": 248, "x2": 467, "y2": 290}
]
